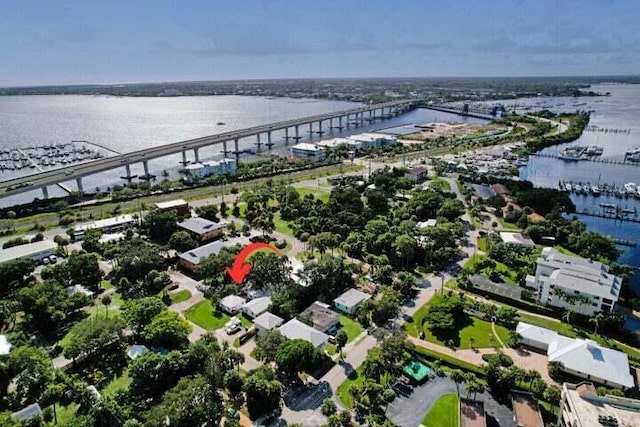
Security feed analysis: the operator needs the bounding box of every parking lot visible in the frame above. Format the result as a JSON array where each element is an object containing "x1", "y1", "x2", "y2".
[{"x1": 387, "y1": 374, "x2": 515, "y2": 427}]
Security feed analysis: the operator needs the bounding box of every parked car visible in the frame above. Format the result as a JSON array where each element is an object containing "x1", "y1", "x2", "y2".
[
  {"x1": 225, "y1": 324, "x2": 241, "y2": 335},
  {"x1": 49, "y1": 255, "x2": 58, "y2": 264}
]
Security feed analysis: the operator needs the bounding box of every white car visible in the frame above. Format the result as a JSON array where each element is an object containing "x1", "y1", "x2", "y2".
[{"x1": 49, "y1": 255, "x2": 58, "y2": 264}]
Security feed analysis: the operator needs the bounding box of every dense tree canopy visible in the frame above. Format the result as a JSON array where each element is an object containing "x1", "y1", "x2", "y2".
[{"x1": 64, "y1": 317, "x2": 125, "y2": 360}]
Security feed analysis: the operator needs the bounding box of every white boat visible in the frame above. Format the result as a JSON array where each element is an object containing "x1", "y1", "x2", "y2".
[
  {"x1": 574, "y1": 184, "x2": 582, "y2": 192},
  {"x1": 585, "y1": 145, "x2": 603, "y2": 155},
  {"x1": 626, "y1": 147, "x2": 640, "y2": 156},
  {"x1": 565, "y1": 183, "x2": 572, "y2": 191},
  {"x1": 591, "y1": 186, "x2": 600, "y2": 196},
  {"x1": 624, "y1": 182, "x2": 637, "y2": 194}
]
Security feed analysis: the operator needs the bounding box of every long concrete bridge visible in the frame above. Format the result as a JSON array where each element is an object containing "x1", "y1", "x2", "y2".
[{"x1": 0, "y1": 100, "x2": 417, "y2": 200}]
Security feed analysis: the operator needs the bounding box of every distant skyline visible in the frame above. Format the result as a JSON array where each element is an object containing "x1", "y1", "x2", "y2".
[{"x1": 2, "y1": 0, "x2": 640, "y2": 86}]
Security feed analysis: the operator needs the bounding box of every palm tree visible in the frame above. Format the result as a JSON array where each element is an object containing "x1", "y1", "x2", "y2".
[
  {"x1": 562, "y1": 310, "x2": 574, "y2": 326},
  {"x1": 450, "y1": 369, "x2": 466, "y2": 396},
  {"x1": 589, "y1": 312, "x2": 604, "y2": 334},
  {"x1": 466, "y1": 378, "x2": 485, "y2": 400},
  {"x1": 101, "y1": 295, "x2": 112, "y2": 318}
]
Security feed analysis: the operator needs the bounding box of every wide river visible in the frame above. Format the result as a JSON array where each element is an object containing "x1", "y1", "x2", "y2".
[{"x1": 0, "y1": 94, "x2": 481, "y2": 206}]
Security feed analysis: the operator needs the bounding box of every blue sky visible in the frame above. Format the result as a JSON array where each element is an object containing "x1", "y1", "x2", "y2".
[{"x1": 1, "y1": 0, "x2": 639, "y2": 86}]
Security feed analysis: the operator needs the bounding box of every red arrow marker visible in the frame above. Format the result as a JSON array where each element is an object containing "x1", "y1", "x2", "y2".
[{"x1": 225, "y1": 242, "x2": 280, "y2": 284}]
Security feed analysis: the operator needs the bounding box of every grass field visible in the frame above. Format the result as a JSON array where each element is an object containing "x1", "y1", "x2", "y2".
[
  {"x1": 422, "y1": 394, "x2": 459, "y2": 427},
  {"x1": 429, "y1": 177, "x2": 451, "y2": 191},
  {"x1": 296, "y1": 187, "x2": 331, "y2": 203},
  {"x1": 273, "y1": 212, "x2": 295, "y2": 236},
  {"x1": 337, "y1": 366, "x2": 364, "y2": 408},
  {"x1": 102, "y1": 369, "x2": 131, "y2": 397},
  {"x1": 169, "y1": 289, "x2": 192, "y2": 304},
  {"x1": 405, "y1": 295, "x2": 509, "y2": 349},
  {"x1": 339, "y1": 315, "x2": 363, "y2": 342},
  {"x1": 184, "y1": 300, "x2": 251, "y2": 331}
]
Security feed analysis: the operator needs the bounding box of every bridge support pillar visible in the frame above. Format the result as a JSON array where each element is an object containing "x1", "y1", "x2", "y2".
[
  {"x1": 234, "y1": 139, "x2": 240, "y2": 162},
  {"x1": 318, "y1": 121, "x2": 323, "y2": 135},
  {"x1": 222, "y1": 141, "x2": 229, "y2": 158},
  {"x1": 256, "y1": 133, "x2": 262, "y2": 152},
  {"x1": 75, "y1": 177, "x2": 83, "y2": 193},
  {"x1": 121, "y1": 164, "x2": 137, "y2": 181},
  {"x1": 295, "y1": 125, "x2": 299, "y2": 140},
  {"x1": 194, "y1": 147, "x2": 200, "y2": 163},
  {"x1": 140, "y1": 160, "x2": 155, "y2": 180},
  {"x1": 284, "y1": 127, "x2": 289, "y2": 144},
  {"x1": 41, "y1": 186, "x2": 49, "y2": 199},
  {"x1": 339, "y1": 116, "x2": 343, "y2": 129},
  {"x1": 346, "y1": 114, "x2": 350, "y2": 129},
  {"x1": 308, "y1": 122, "x2": 313, "y2": 138},
  {"x1": 181, "y1": 151, "x2": 188, "y2": 165},
  {"x1": 329, "y1": 118, "x2": 333, "y2": 133},
  {"x1": 266, "y1": 131, "x2": 273, "y2": 149}
]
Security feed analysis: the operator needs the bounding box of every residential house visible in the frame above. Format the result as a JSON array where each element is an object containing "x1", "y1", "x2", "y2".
[
  {"x1": 558, "y1": 382, "x2": 640, "y2": 427},
  {"x1": 253, "y1": 312, "x2": 284, "y2": 336},
  {"x1": 502, "y1": 202, "x2": 522, "y2": 222},
  {"x1": 11, "y1": 404, "x2": 42, "y2": 422},
  {"x1": 279, "y1": 318, "x2": 329, "y2": 349},
  {"x1": 404, "y1": 166, "x2": 428, "y2": 184},
  {"x1": 333, "y1": 288, "x2": 371, "y2": 315},
  {"x1": 155, "y1": 199, "x2": 190, "y2": 216},
  {"x1": 242, "y1": 296, "x2": 271, "y2": 319},
  {"x1": 220, "y1": 295, "x2": 247, "y2": 315},
  {"x1": 525, "y1": 247, "x2": 621, "y2": 315},
  {"x1": 178, "y1": 240, "x2": 225, "y2": 272},
  {"x1": 516, "y1": 322, "x2": 634, "y2": 389},
  {"x1": 348, "y1": 133, "x2": 397, "y2": 150},
  {"x1": 177, "y1": 217, "x2": 226, "y2": 242},
  {"x1": 298, "y1": 301, "x2": 340, "y2": 335},
  {"x1": 500, "y1": 232, "x2": 535, "y2": 247}
]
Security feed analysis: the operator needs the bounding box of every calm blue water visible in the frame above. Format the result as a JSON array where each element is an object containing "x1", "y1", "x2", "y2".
[
  {"x1": 0, "y1": 95, "x2": 481, "y2": 207},
  {"x1": 512, "y1": 84, "x2": 640, "y2": 293}
]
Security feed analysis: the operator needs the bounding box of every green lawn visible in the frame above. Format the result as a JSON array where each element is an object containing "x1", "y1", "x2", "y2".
[
  {"x1": 554, "y1": 245, "x2": 579, "y2": 257},
  {"x1": 185, "y1": 300, "x2": 231, "y2": 330},
  {"x1": 422, "y1": 393, "x2": 459, "y2": 427},
  {"x1": 405, "y1": 294, "x2": 509, "y2": 349},
  {"x1": 429, "y1": 177, "x2": 451, "y2": 191},
  {"x1": 338, "y1": 315, "x2": 363, "y2": 343},
  {"x1": 102, "y1": 369, "x2": 131, "y2": 397},
  {"x1": 296, "y1": 187, "x2": 330, "y2": 203},
  {"x1": 273, "y1": 212, "x2": 295, "y2": 236},
  {"x1": 477, "y1": 237, "x2": 489, "y2": 252},
  {"x1": 337, "y1": 366, "x2": 364, "y2": 408},
  {"x1": 169, "y1": 289, "x2": 192, "y2": 304},
  {"x1": 497, "y1": 217, "x2": 520, "y2": 231},
  {"x1": 462, "y1": 253, "x2": 518, "y2": 285}
]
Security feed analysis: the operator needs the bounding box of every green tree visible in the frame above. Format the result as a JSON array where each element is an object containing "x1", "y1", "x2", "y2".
[
  {"x1": 0, "y1": 257, "x2": 36, "y2": 297},
  {"x1": 321, "y1": 398, "x2": 338, "y2": 416},
  {"x1": 243, "y1": 367, "x2": 282, "y2": 419},
  {"x1": 248, "y1": 252, "x2": 292, "y2": 293},
  {"x1": 548, "y1": 361, "x2": 565, "y2": 380},
  {"x1": 122, "y1": 297, "x2": 166, "y2": 336},
  {"x1": 4, "y1": 346, "x2": 53, "y2": 405},
  {"x1": 143, "y1": 209, "x2": 178, "y2": 243},
  {"x1": 371, "y1": 288, "x2": 401, "y2": 326},
  {"x1": 65, "y1": 251, "x2": 104, "y2": 291},
  {"x1": 196, "y1": 204, "x2": 219, "y2": 222},
  {"x1": 450, "y1": 369, "x2": 466, "y2": 396},
  {"x1": 145, "y1": 375, "x2": 222, "y2": 426},
  {"x1": 64, "y1": 317, "x2": 124, "y2": 360},
  {"x1": 142, "y1": 310, "x2": 192, "y2": 349},
  {"x1": 223, "y1": 369, "x2": 244, "y2": 397},
  {"x1": 168, "y1": 231, "x2": 198, "y2": 253},
  {"x1": 335, "y1": 329, "x2": 348, "y2": 359},
  {"x1": 275, "y1": 339, "x2": 321, "y2": 378}
]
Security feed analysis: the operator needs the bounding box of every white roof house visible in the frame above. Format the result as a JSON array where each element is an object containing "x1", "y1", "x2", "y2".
[
  {"x1": 279, "y1": 318, "x2": 329, "y2": 349},
  {"x1": 242, "y1": 296, "x2": 271, "y2": 319},
  {"x1": 253, "y1": 312, "x2": 284, "y2": 332},
  {"x1": 500, "y1": 232, "x2": 535, "y2": 247},
  {"x1": 155, "y1": 199, "x2": 188, "y2": 210},
  {"x1": 516, "y1": 322, "x2": 634, "y2": 389},
  {"x1": 220, "y1": 295, "x2": 247, "y2": 314},
  {"x1": 333, "y1": 288, "x2": 371, "y2": 314}
]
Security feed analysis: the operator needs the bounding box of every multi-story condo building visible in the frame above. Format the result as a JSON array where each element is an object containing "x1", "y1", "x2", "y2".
[
  {"x1": 558, "y1": 382, "x2": 640, "y2": 427},
  {"x1": 526, "y1": 247, "x2": 621, "y2": 316}
]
